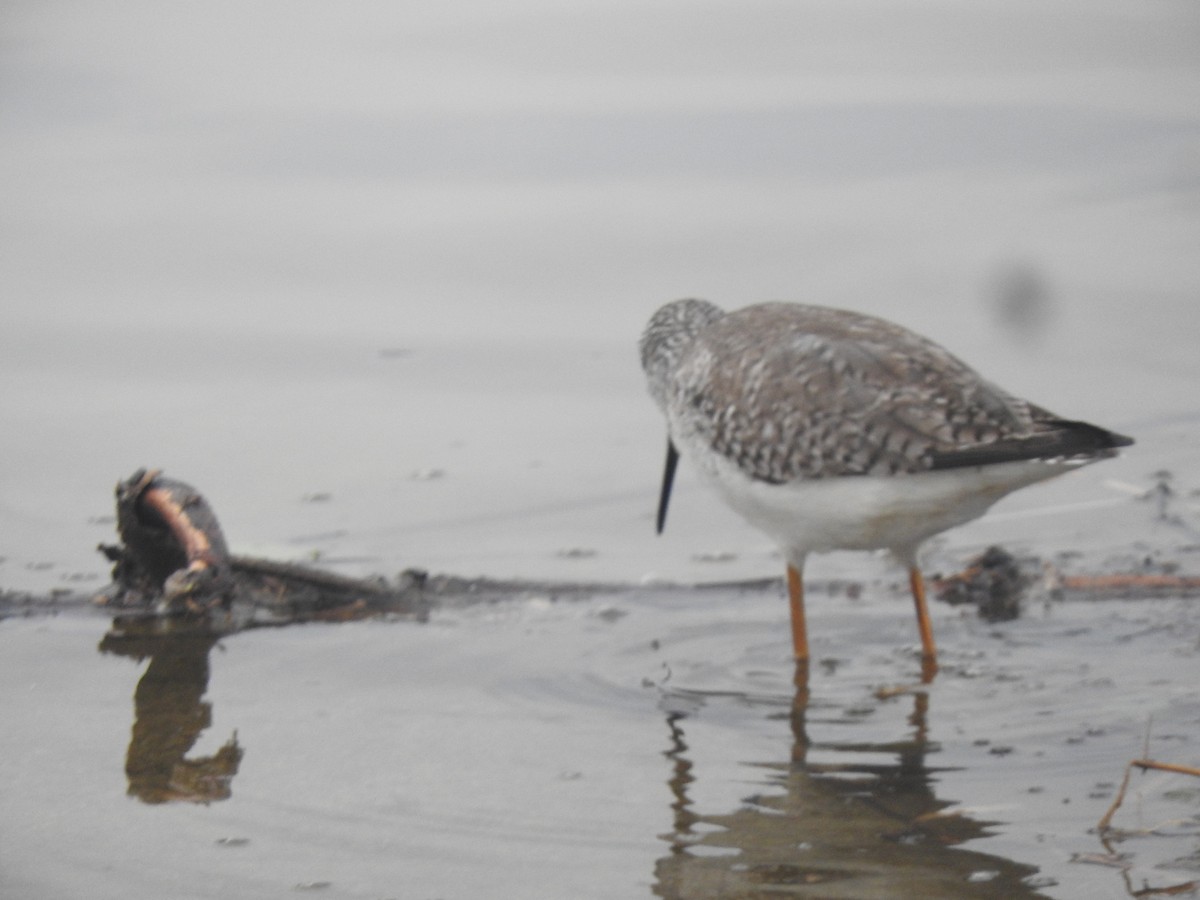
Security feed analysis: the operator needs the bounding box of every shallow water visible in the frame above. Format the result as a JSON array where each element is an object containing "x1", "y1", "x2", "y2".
[
  {"x1": 3, "y1": 2, "x2": 1200, "y2": 898},
  {"x1": 3, "y1": 590, "x2": 1199, "y2": 898}
]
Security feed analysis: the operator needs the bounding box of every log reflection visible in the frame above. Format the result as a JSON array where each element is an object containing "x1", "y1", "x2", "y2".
[
  {"x1": 99, "y1": 617, "x2": 242, "y2": 804},
  {"x1": 654, "y1": 663, "x2": 1046, "y2": 899}
]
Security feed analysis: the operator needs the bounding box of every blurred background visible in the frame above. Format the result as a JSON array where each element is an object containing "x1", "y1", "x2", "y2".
[{"x1": 2, "y1": 1, "x2": 1198, "y2": 593}]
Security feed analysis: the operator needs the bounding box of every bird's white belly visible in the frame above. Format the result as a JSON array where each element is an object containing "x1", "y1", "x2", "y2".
[{"x1": 691, "y1": 444, "x2": 1076, "y2": 562}]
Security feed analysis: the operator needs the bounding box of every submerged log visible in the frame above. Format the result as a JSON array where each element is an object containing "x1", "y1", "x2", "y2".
[
  {"x1": 97, "y1": 468, "x2": 425, "y2": 626},
  {"x1": 102, "y1": 468, "x2": 234, "y2": 614},
  {"x1": 931, "y1": 546, "x2": 1028, "y2": 622}
]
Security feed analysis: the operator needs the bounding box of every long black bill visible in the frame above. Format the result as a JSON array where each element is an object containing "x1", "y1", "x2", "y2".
[{"x1": 655, "y1": 439, "x2": 679, "y2": 535}]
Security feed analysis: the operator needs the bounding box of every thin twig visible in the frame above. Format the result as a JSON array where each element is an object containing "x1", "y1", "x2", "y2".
[
  {"x1": 1098, "y1": 757, "x2": 1200, "y2": 833},
  {"x1": 1130, "y1": 759, "x2": 1200, "y2": 778}
]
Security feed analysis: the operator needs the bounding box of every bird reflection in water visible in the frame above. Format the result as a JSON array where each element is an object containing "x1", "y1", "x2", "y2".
[
  {"x1": 99, "y1": 617, "x2": 242, "y2": 804},
  {"x1": 653, "y1": 664, "x2": 1048, "y2": 899}
]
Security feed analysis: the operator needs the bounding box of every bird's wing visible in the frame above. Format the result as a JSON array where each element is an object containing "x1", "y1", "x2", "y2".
[
  {"x1": 673, "y1": 303, "x2": 1062, "y2": 483},
  {"x1": 928, "y1": 413, "x2": 1133, "y2": 470}
]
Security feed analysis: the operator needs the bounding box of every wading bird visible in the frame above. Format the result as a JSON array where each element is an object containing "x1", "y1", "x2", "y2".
[{"x1": 640, "y1": 299, "x2": 1132, "y2": 675}]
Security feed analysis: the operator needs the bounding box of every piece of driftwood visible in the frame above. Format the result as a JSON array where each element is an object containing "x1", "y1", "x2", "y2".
[
  {"x1": 101, "y1": 468, "x2": 234, "y2": 614},
  {"x1": 1061, "y1": 573, "x2": 1200, "y2": 596},
  {"x1": 97, "y1": 468, "x2": 426, "y2": 625}
]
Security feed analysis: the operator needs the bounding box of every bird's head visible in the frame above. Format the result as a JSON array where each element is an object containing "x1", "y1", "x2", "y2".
[{"x1": 639, "y1": 298, "x2": 724, "y2": 411}]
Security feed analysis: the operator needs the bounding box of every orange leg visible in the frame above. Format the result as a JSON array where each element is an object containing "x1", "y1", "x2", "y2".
[
  {"x1": 786, "y1": 564, "x2": 809, "y2": 662},
  {"x1": 908, "y1": 566, "x2": 939, "y2": 680}
]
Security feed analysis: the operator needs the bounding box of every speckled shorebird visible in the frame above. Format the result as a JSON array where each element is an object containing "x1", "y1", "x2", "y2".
[{"x1": 640, "y1": 299, "x2": 1132, "y2": 672}]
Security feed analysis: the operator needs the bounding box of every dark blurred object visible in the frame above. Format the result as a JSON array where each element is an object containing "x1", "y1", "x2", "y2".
[
  {"x1": 988, "y1": 261, "x2": 1054, "y2": 341},
  {"x1": 97, "y1": 468, "x2": 426, "y2": 625},
  {"x1": 934, "y1": 545, "x2": 1028, "y2": 622},
  {"x1": 100, "y1": 469, "x2": 234, "y2": 614}
]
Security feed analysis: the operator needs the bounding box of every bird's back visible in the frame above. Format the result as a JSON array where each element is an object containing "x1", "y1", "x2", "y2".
[{"x1": 650, "y1": 301, "x2": 1130, "y2": 485}]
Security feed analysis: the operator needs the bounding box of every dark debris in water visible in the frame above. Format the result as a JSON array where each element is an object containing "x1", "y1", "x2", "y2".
[
  {"x1": 4, "y1": 468, "x2": 1200, "y2": 632},
  {"x1": 932, "y1": 543, "x2": 1200, "y2": 617},
  {"x1": 84, "y1": 468, "x2": 437, "y2": 631},
  {"x1": 933, "y1": 546, "x2": 1029, "y2": 622},
  {"x1": 22, "y1": 468, "x2": 624, "y2": 633}
]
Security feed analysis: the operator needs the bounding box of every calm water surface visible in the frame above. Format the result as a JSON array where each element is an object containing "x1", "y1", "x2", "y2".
[{"x1": 2, "y1": 588, "x2": 1199, "y2": 898}]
